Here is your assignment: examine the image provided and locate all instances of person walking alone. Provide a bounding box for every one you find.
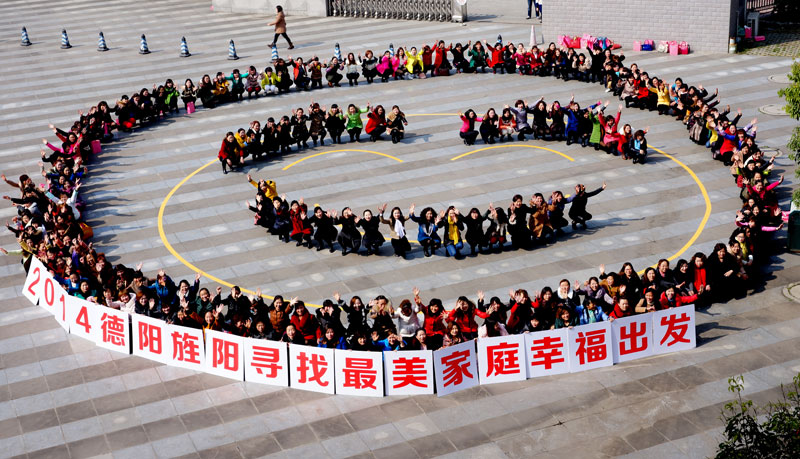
[269,5,294,49]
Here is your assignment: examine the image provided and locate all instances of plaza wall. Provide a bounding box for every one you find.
[540,0,743,54]
[211,0,328,17]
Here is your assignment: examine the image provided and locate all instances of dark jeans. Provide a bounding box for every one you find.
[460,130,479,145]
[272,32,292,46]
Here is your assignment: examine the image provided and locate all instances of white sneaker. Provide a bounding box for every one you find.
[605,88,611,92]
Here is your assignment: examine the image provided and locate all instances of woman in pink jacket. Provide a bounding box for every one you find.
[459,110,483,145]
[599,104,622,154]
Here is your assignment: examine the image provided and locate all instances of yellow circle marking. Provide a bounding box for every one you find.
[156,159,251,293]
[646,147,712,267]
[158,137,711,304]
[450,144,576,162]
[282,149,402,171]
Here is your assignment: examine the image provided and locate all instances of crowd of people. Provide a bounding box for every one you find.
[0,32,789,355]
[246,173,607,259]
[217,102,407,173]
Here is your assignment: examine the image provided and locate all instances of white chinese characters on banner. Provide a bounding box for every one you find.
[90,305,129,354]
[22,257,46,305]
[611,314,653,363]
[167,324,206,371]
[288,344,335,394]
[477,334,526,385]
[524,328,571,378]
[433,340,478,397]
[335,349,384,397]
[383,350,434,396]
[132,314,171,364]
[65,295,96,341]
[244,338,288,387]
[568,321,613,372]
[652,305,696,355]
[204,329,245,381]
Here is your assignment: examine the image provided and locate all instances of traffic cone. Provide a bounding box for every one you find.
[97,32,108,51]
[60,29,71,49]
[180,36,191,57]
[271,44,279,61]
[227,39,239,60]
[389,43,394,57]
[139,34,150,54]
[334,43,341,61]
[21,27,31,46]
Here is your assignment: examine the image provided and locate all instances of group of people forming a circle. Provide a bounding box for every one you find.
[247,173,607,259]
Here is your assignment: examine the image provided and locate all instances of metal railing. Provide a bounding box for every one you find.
[746,0,775,13]
[327,0,453,22]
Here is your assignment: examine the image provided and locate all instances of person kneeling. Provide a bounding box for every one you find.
[218,132,243,174]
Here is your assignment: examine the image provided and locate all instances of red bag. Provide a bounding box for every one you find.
[436,67,450,76]
[678,41,689,55]
[80,222,93,240]
[186,101,196,114]
[90,140,101,154]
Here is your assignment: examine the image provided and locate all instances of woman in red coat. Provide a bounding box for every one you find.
[484,39,505,73]
[430,40,452,76]
[290,301,320,345]
[289,199,312,247]
[413,288,446,350]
[218,132,243,174]
[659,286,698,309]
[446,296,489,340]
[365,105,387,141]
[689,252,712,307]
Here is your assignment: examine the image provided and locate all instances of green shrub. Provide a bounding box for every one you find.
[777,61,800,206]
[716,373,800,458]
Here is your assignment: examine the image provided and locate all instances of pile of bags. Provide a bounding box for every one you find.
[557,34,622,51]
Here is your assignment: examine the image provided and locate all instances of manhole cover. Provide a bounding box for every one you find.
[759,104,788,116]
[768,73,791,84]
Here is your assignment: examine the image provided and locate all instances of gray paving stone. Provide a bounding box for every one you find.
[151,433,198,458]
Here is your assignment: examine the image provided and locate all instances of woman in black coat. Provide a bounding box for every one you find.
[307,206,338,252]
[706,242,745,302]
[335,207,362,256]
[356,209,384,255]
[568,182,606,229]
[463,208,487,256]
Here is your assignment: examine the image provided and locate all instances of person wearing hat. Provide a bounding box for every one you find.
[268,5,294,49]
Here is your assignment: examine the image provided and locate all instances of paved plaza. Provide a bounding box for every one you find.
[1,0,799,457]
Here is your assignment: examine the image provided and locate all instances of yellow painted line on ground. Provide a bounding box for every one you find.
[450,144,576,162]
[282,149,402,171]
[156,159,308,303]
[646,146,712,266]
